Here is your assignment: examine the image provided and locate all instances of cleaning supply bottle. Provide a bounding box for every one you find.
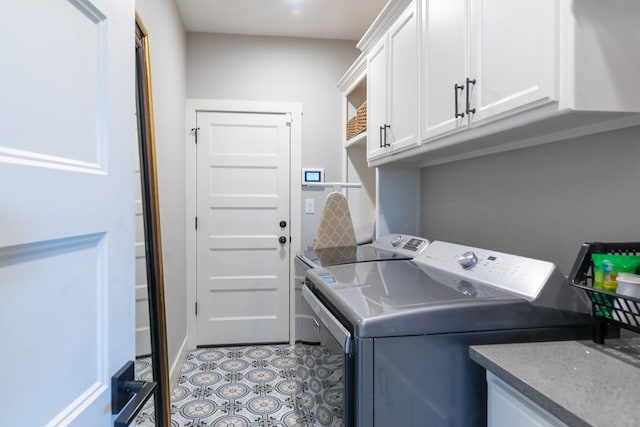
[603,261,617,292]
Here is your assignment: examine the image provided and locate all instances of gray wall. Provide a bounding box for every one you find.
[136,0,187,371]
[186,33,359,248]
[421,126,640,275]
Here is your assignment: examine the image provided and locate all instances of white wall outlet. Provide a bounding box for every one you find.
[305,199,315,214]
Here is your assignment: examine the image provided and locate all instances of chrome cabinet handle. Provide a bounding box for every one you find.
[465,78,476,114]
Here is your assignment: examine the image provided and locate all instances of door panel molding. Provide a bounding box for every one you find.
[185,99,302,349]
[0,0,134,424]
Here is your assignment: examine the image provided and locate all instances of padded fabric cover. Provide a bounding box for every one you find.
[314,192,357,250]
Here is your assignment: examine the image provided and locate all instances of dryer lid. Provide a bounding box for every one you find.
[299,244,409,268]
[298,234,429,268]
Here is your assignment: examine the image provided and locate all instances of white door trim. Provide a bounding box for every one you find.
[185,99,303,350]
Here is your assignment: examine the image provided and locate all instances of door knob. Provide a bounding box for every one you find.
[279,236,287,244]
[279,220,287,228]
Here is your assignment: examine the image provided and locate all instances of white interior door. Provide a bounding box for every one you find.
[0,1,135,425]
[196,111,291,345]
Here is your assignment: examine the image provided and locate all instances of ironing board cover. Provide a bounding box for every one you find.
[314,191,357,249]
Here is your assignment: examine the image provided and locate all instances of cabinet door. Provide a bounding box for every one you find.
[469,0,557,124]
[487,373,567,427]
[422,0,468,141]
[388,2,419,152]
[367,37,388,160]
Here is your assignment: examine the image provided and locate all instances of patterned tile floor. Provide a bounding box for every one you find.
[135,344,344,427]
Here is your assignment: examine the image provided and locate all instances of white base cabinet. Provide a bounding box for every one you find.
[487,372,567,427]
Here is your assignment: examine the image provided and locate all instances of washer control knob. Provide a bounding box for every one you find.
[391,235,404,247]
[457,280,477,297]
[458,251,478,269]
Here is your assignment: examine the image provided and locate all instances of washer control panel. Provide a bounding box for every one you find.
[371,234,430,257]
[414,241,555,300]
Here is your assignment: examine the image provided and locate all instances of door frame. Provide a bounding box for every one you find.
[185,99,303,349]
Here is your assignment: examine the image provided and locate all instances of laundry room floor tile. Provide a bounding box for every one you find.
[136,343,344,427]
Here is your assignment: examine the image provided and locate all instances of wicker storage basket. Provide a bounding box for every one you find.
[347,101,367,141]
[346,115,358,140]
[356,101,367,133]
[346,101,367,141]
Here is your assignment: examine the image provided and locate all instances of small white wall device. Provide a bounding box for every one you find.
[302,168,324,184]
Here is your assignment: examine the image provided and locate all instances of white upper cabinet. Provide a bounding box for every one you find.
[469,0,557,124]
[416,0,640,166]
[367,38,389,160]
[366,1,419,161]
[338,26,420,243]
[388,5,419,151]
[422,0,468,139]
[423,0,556,141]
[353,0,640,167]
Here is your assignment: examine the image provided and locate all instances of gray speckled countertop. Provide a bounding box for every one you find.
[470,338,640,427]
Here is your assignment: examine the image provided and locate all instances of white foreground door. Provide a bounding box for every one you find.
[196,111,291,345]
[0,0,135,425]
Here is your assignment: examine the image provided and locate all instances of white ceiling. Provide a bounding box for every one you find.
[176,0,389,41]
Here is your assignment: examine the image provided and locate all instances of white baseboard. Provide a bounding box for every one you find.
[169,335,190,391]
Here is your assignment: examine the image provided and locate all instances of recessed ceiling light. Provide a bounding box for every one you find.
[290,0,303,16]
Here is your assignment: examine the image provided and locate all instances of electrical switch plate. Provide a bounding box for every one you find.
[305,199,315,214]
